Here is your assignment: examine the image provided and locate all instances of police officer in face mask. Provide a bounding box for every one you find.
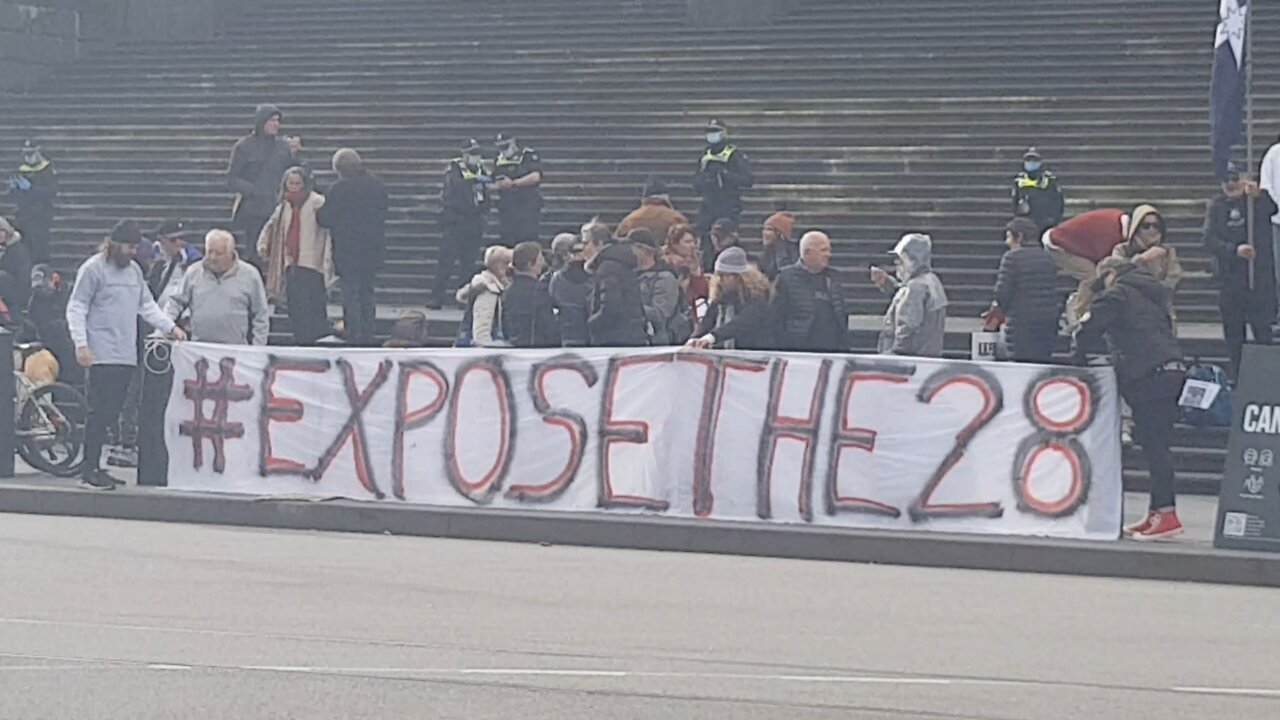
[693,119,753,244]
[491,133,544,247]
[432,139,493,309]
[1012,147,1064,234]
[8,140,57,265]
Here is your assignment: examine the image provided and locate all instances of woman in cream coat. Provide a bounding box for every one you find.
[258,167,333,345]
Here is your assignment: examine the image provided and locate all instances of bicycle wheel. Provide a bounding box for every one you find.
[18,381,88,477]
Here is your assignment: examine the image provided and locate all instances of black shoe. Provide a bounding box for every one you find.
[425,299,443,311]
[79,470,117,491]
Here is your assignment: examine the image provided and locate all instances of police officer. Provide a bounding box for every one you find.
[7,140,57,264]
[693,119,753,242]
[1012,147,1064,234]
[432,138,491,308]
[492,133,543,247]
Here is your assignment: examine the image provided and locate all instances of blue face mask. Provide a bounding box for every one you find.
[706,132,724,146]
[1024,161,1043,174]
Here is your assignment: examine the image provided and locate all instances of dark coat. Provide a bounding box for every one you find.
[772,263,849,353]
[1080,271,1183,386]
[696,294,775,351]
[316,170,389,277]
[502,273,560,348]
[227,104,302,220]
[759,240,799,282]
[549,261,591,347]
[0,239,33,314]
[993,246,1061,360]
[441,159,489,222]
[1203,190,1279,316]
[587,242,649,347]
[693,144,753,220]
[1012,171,1065,232]
[13,162,57,230]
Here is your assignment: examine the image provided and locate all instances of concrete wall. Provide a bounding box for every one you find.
[0,0,251,91]
[0,3,79,92]
[687,0,799,27]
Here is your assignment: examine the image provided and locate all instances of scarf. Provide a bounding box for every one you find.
[284,190,309,266]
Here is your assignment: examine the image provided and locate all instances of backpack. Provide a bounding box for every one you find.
[455,293,505,348]
[385,311,430,348]
[638,269,693,345]
[1179,362,1232,428]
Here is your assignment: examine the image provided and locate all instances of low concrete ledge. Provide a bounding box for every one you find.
[1,482,1277,588]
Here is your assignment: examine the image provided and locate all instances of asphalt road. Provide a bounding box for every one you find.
[0,514,1276,720]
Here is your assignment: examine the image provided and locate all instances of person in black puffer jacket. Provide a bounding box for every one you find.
[990,217,1061,363]
[583,223,648,347]
[1078,257,1185,541]
[772,231,849,353]
[549,237,592,347]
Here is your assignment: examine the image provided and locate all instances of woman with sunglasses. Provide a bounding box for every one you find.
[1111,205,1184,325]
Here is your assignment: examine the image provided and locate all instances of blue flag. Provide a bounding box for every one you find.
[1210,0,1248,180]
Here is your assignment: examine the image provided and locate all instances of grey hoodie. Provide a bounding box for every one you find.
[227,104,301,219]
[877,233,949,358]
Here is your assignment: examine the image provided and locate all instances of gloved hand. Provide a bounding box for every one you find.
[15,176,31,191]
[6,176,18,191]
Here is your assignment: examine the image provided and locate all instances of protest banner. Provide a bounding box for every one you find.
[165,343,1123,539]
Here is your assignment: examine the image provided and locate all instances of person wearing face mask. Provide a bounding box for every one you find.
[871,233,949,358]
[67,220,186,490]
[1011,147,1064,234]
[1111,204,1183,322]
[7,140,57,264]
[433,138,492,309]
[491,133,543,247]
[1203,165,1278,381]
[693,119,753,243]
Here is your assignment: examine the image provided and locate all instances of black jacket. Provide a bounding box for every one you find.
[1080,271,1182,386]
[13,162,57,230]
[772,263,849,352]
[993,246,1060,350]
[317,170,389,277]
[0,240,32,315]
[696,293,775,351]
[441,159,489,222]
[1012,171,1065,232]
[1203,191,1278,310]
[759,240,799,281]
[587,243,649,347]
[693,144,753,217]
[549,262,591,347]
[502,273,560,348]
[227,104,302,220]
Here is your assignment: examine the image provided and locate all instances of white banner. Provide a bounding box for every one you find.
[164,343,1123,540]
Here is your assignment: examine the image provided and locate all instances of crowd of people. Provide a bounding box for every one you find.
[6,104,1280,542]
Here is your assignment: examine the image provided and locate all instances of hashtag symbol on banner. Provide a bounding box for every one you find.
[179,357,255,473]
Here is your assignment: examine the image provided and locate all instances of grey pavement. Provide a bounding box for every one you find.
[0,513,1276,720]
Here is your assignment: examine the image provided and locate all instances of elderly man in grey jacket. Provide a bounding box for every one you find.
[166,230,271,346]
[871,233,949,358]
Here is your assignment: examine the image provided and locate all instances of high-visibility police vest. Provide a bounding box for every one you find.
[454,158,480,180]
[701,145,737,169]
[1015,172,1054,190]
[496,149,528,170]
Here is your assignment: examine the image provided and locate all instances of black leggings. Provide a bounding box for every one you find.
[1123,369,1184,511]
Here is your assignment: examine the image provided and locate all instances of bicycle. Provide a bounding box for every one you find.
[13,343,88,477]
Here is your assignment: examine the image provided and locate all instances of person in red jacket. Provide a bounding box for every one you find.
[1041,208,1130,325]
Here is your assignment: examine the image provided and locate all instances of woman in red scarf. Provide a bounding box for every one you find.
[258,167,332,344]
[664,224,711,324]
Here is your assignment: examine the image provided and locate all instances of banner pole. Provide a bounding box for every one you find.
[1246,0,1256,288]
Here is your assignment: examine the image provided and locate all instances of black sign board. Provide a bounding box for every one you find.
[1215,345,1280,552]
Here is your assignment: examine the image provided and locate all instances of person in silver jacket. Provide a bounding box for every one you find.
[871,233,948,357]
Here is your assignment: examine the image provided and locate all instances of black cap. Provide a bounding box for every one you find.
[710,217,738,237]
[626,227,658,249]
[1023,147,1042,161]
[460,138,481,154]
[642,175,668,197]
[154,219,186,238]
[495,133,515,146]
[109,219,143,246]
[705,118,726,132]
[1225,162,1243,181]
[21,139,39,153]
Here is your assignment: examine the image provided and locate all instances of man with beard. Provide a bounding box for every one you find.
[66,220,185,489]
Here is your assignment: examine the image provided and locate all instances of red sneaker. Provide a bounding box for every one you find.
[1123,511,1156,537]
[1133,509,1183,542]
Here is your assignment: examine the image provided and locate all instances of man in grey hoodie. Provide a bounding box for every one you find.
[872,233,949,358]
[67,220,185,489]
[227,104,303,269]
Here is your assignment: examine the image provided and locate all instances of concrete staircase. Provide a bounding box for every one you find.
[1,0,1270,492]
